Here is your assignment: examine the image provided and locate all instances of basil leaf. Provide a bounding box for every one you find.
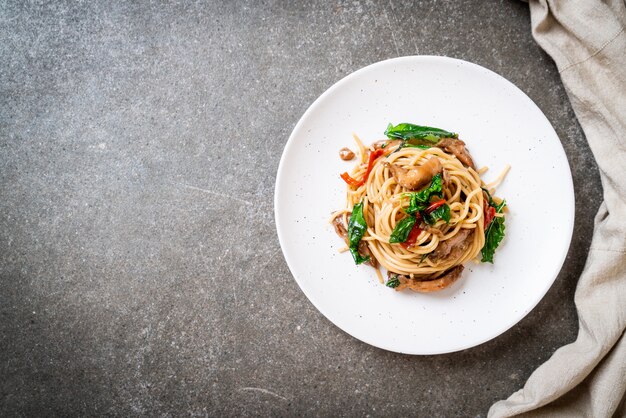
[423,204,450,225]
[481,215,505,263]
[384,123,458,142]
[405,194,424,215]
[406,174,443,214]
[347,202,370,265]
[482,188,506,212]
[386,275,400,288]
[389,139,435,157]
[349,247,370,265]
[389,215,416,243]
[401,142,432,150]
[481,187,507,262]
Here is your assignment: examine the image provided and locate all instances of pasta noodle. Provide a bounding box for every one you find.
[332,127,508,292]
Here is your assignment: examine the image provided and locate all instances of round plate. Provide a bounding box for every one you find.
[274,56,574,355]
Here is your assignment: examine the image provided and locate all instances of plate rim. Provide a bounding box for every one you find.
[274,55,575,355]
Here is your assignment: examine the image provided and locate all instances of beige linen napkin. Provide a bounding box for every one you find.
[489,1,626,417]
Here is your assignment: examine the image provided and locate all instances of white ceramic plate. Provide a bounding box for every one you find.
[274,56,574,355]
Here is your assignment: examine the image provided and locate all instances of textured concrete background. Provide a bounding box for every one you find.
[0,1,602,416]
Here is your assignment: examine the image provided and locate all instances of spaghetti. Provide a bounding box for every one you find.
[332,123,508,292]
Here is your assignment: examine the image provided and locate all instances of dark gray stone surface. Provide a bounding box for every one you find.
[0,1,602,416]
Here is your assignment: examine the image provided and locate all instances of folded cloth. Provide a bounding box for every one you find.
[489,1,626,417]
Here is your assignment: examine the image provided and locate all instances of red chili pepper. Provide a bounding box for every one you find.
[339,149,386,188]
[401,199,447,249]
[340,172,362,187]
[484,205,496,228]
[425,198,447,213]
[401,215,423,249]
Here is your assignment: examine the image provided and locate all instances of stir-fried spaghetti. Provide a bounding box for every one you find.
[332,123,509,292]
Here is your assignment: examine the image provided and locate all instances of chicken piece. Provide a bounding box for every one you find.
[358,240,378,268]
[431,228,473,262]
[332,213,348,240]
[339,147,355,161]
[385,157,443,191]
[436,138,475,169]
[389,266,464,293]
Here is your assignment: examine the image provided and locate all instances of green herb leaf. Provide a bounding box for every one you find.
[482,188,507,212]
[347,202,370,265]
[406,174,443,214]
[349,247,370,265]
[423,204,450,225]
[388,140,431,156]
[481,187,507,262]
[400,142,432,150]
[481,215,505,263]
[386,275,400,288]
[389,215,417,243]
[494,199,507,213]
[384,123,458,142]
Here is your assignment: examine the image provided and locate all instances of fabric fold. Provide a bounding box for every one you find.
[489,0,626,416]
